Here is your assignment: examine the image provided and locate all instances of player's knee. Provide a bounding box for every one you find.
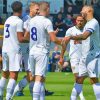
[90,78,99,84]
[10,71,18,80]
[76,76,84,84]
[26,72,34,82]
[35,75,45,82]
[2,71,9,79]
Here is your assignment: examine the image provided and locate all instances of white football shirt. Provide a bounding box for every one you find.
[65,26,83,58]
[2,16,23,53]
[27,15,54,54]
[82,18,100,58]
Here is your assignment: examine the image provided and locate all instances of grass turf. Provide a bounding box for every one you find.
[1,72,96,100]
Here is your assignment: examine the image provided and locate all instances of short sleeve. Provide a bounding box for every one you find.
[85,20,98,34]
[16,19,23,32]
[65,28,72,37]
[45,19,54,33]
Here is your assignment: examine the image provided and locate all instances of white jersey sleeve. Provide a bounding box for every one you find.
[45,19,54,33]
[2,16,24,53]
[84,19,97,34]
[17,20,23,32]
[65,28,72,37]
[26,22,30,32]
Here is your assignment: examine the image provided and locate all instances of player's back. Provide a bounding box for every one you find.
[2,16,23,53]
[29,15,52,54]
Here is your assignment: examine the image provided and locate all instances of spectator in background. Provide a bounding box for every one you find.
[54,13,64,29]
[51,45,60,72]
[93,0,100,25]
[54,13,66,37]
[58,7,65,18]
[51,45,70,72]
[64,14,74,29]
[66,6,73,17]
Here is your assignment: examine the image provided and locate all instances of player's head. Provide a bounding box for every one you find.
[39,1,50,16]
[29,2,39,17]
[76,14,86,29]
[81,5,94,21]
[11,1,23,16]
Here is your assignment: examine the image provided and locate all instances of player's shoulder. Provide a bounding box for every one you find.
[22,15,30,22]
[67,26,75,32]
[89,18,98,25]
[31,15,52,24]
[5,16,22,24]
[17,18,23,25]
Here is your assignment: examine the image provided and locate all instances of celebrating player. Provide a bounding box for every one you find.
[60,5,100,100]
[25,1,62,100]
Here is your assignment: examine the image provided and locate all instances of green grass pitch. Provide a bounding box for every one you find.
[1,72,96,100]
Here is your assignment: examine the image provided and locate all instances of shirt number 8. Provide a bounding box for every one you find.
[31,27,37,41]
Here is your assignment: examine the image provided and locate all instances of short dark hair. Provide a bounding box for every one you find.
[76,14,85,19]
[11,1,23,13]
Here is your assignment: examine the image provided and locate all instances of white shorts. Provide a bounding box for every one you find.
[70,58,80,74]
[79,53,100,78]
[2,52,22,71]
[28,52,48,77]
[22,53,31,71]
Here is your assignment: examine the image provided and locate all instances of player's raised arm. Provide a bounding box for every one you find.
[49,32,62,45]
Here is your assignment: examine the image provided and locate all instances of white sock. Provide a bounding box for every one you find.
[29,81,34,96]
[6,79,16,100]
[0,77,7,96]
[93,83,100,99]
[79,91,85,100]
[12,76,28,98]
[70,83,82,100]
[33,81,42,100]
[40,83,45,100]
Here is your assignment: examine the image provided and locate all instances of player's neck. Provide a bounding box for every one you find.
[39,12,47,17]
[87,16,93,21]
[75,25,83,30]
[13,13,21,17]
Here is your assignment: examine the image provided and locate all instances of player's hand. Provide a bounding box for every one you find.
[54,28,59,35]
[58,57,64,68]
